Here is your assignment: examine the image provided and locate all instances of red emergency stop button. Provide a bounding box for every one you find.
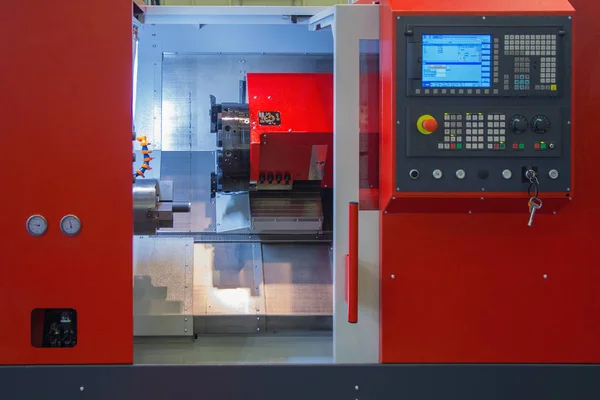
[422,118,438,132]
[417,114,438,135]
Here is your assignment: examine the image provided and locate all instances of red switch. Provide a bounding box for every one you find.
[534,143,540,149]
[512,143,519,149]
[422,118,438,133]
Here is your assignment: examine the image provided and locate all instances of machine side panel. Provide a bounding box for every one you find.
[380,8,600,362]
[0,2,133,364]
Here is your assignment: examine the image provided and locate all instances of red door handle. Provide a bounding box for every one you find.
[346,201,358,323]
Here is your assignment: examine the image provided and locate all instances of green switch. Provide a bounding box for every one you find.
[541,143,547,149]
[500,143,505,149]
[519,143,525,150]
[457,143,463,149]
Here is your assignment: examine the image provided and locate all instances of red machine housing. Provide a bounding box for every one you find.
[0,2,133,364]
[246,72,380,209]
[379,0,600,363]
[247,73,334,188]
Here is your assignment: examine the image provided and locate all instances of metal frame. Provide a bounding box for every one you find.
[311,4,381,363]
[142,6,328,25]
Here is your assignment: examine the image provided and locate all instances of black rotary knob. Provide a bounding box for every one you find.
[531,115,551,134]
[510,116,528,133]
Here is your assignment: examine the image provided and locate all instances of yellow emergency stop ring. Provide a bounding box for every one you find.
[417,114,435,135]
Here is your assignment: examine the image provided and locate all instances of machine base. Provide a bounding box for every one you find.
[1,365,599,399]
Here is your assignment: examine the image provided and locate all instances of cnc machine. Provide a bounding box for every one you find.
[1,0,600,398]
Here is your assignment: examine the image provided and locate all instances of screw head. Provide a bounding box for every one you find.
[391,274,395,279]
[543,274,548,279]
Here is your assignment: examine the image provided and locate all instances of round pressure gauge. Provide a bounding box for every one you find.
[60,215,81,236]
[26,215,48,236]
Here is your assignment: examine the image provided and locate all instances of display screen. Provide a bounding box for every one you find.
[422,34,492,88]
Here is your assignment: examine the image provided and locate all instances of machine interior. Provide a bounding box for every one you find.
[131,22,354,364]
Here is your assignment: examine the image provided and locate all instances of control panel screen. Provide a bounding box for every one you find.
[422,35,492,88]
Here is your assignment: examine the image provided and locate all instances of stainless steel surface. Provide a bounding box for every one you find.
[194,243,259,314]
[143,6,328,25]
[157,180,174,201]
[250,192,323,233]
[262,244,332,316]
[192,242,332,334]
[194,243,264,333]
[308,144,328,181]
[213,103,251,193]
[238,79,246,104]
[253,243,267,333]
[133,178,190,235]
[160,151,216,232]
[157,232,333,243]
[172,202,192,213]
[134,236,194,336]
[134,179,158,211]
[162,54,332,152]
[135,24,333,151]
[216,192,251,233]
[134,335,333,364]
[134,179,159,235]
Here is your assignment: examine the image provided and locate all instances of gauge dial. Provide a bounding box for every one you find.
[26,215,48,236]
[60,215,81,236]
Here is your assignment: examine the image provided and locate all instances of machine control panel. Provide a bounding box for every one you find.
[407,29,564,97]
[396,16,572,193]
[407,107,565,157]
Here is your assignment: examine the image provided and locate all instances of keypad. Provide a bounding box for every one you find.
[485,114,507,150]
[437,113,511,151]
[439,113,464,150]
[513,73,531,91]
[540,57,557,84]
[465,114,485,150]
[504,34,557,57]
